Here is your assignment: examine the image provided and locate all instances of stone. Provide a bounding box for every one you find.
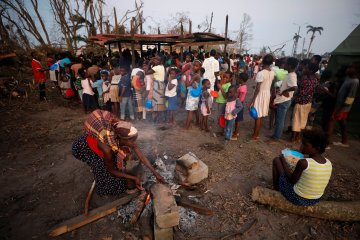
[154,222,173,240]
[175,153,208,186]
[150,184,180,228]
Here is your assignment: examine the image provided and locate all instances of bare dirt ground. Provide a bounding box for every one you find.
[1,80,360,240]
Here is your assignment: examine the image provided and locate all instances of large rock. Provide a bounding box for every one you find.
[175,152,208,186]
[150,184,180,229]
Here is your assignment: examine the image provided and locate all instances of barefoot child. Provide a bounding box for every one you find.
[224,86,243,143]
[272,129,332,206]
[200,79,212,131]
[232,73,248,140]
[165,68,178,123]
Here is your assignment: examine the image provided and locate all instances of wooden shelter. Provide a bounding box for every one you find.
[88,32,235,59]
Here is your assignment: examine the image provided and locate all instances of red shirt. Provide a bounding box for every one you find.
[32,59,46,83]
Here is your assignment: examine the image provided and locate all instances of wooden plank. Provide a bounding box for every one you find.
[252,186,360,221]
[48,192,139,237]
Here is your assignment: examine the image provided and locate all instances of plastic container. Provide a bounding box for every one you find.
[190,86,201,98]
[281,148,304,170]
[249,107,258,120]
[145,99,152,109]
[219,115,226,128]
[210,90,219,98]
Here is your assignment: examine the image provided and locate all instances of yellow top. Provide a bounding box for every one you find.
[293,158,332,199]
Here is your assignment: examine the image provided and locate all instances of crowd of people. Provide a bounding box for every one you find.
[31,48,359,147]
[31,47,359,206]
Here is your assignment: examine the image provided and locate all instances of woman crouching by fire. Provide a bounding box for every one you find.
[72,109,165,195]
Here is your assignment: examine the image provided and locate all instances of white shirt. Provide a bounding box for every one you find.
[202,56,219,84]
[81,78,94,95]
[145,75,152,91]
[274,72,297,104]
[131,68,144,77]
[229,59,234,72]
[111,75,122,85]
[165,79,178,97]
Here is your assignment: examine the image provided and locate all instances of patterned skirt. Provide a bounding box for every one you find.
[133,90,144,113]
[152,80,166,112]
[72,134,127,195]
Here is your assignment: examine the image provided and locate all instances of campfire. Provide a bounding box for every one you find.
[48,153,211,239]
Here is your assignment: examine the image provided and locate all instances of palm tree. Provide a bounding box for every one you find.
[292,33,301,56]
[306,25,324,57]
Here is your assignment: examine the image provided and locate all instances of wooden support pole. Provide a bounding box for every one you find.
[117,42,121,53]
[224,14,229,54]
[252,186,360,222]
[157,27,161,53]
[188,20,192,52]
[140,11,143,34]
[105,20,110,34]
[180,23,184,62]
[108,44,111,58]
[48,192,139,237]
[131,17,136,68]
[113,7,118,33]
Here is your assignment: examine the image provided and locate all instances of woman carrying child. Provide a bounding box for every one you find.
[272,129,332,206]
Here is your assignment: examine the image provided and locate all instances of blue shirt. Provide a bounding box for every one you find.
[118,73,132,97]
[92,79,104,96]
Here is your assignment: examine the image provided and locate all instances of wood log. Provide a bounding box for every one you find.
[130,191,149,224]
[252,186,360,222]
[139,211,154,240]
[84,180,96,216]
[48,192,139,237]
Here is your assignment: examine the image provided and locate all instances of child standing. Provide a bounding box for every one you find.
[184,61,202,130]
[110,66,122,117]
[232,73,248,140]
[81,68,97,113]
[224,86,243,144]
[102,78,111,111]
[74,69,84,102]
[165,68,178,124]
[214,72,232,134]
[200,79,212,131]
[92,70,107,108]
[272,129,332,206]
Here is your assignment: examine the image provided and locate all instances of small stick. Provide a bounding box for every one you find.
[84,181,96,216]
[220,218,257,240]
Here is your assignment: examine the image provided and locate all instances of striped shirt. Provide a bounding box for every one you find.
[294,158,332,199]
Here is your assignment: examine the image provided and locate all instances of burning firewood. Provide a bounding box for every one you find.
[129,191,150,224]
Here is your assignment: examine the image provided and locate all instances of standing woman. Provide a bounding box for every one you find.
[72,109,165,195]
[147,56,166,123]
[249,54,275,140]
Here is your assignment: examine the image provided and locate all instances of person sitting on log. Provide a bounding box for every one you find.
[72,109,165,196]
[272,128,332,206]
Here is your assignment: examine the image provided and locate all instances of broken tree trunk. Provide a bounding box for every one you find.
[48,192,139,237]
[252,186,360,222]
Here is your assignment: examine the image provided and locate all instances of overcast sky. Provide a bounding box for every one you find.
[38,0,359,55]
